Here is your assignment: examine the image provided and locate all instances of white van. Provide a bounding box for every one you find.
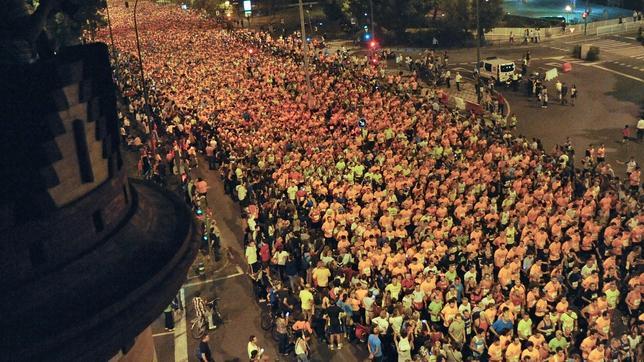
[476,58,519,83]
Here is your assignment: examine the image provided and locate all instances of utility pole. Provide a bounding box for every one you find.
[369,0,375,39]
[133,1,150,114]
[132,0,156,153]
[105,2,119,75]
[298,0,313,108]
[105,2,115,54]
[306,9,313,35]
[584,0,589,35]
[475,0,481,103]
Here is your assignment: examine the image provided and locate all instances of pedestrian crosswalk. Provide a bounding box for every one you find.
[585,39,644,58]
[606,60,644,72]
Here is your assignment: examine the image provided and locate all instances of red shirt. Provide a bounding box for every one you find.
[401,277,415,290]
[259,243,270,263]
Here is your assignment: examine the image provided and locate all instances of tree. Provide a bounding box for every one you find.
[429,0,445,22]
[321,0,350,22]
[348,0,431,36]
[443,0,470,34]
[475,0,503,39]
[442,0,503,41]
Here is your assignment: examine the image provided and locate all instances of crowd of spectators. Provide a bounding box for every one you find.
[100,2,642,361]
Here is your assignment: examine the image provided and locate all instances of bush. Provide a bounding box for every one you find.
[501,14,559,28]
[587,46,600,61]
[572,45,581,59]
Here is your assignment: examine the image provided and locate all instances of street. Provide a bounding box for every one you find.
[148,159,369,362]
[140,25,643,362]
[417,32,643,170]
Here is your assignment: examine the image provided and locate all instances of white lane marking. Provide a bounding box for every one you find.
[153,331,175,337]
[591,65,644,83]
[183,267,246,288]
[175,288,188,362]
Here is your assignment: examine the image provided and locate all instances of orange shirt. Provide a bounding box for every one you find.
[580,336,596,358]
[505,342,522,362]
[521,348,541,362]
[595,316,610,335]
[587,348,605,362]
[494,248,508,268]
[441,304,459,326]
[487,343,504,362]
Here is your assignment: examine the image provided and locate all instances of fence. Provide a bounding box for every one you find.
[487,17,643,42]
[596,20,642,35]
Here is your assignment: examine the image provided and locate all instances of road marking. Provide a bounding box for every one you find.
[591,64,644,83]
[183,266,246,288]
[175,288,188,362]
[153,331,175,337]
[576,61,604,66]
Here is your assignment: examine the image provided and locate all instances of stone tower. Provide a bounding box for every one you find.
[0,43,199,361]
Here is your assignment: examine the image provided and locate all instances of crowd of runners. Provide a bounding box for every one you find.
[100,2,642,362]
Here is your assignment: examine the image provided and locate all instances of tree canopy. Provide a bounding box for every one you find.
[322,0,504,42]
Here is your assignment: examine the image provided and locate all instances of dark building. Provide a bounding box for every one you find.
[0,43,199,361]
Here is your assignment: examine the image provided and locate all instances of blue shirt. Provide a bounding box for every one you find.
[492,318,513,334]
[337,300,353,317]
[368,334,383,357]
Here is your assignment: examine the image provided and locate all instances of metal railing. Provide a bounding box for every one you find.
[596,21,642,36]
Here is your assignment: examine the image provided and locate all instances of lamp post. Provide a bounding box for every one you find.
[584,0,589,35]
[104,1,119,75]
[565,5,572,26]
[369,0,375,40]
[475,0,481,103]
[305,9,314,34]
[105,2,115,54]
[298,0,313,108]
[132,0,150,114]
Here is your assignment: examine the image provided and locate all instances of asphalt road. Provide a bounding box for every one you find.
[151,161,369,362]
[437,32,643,172]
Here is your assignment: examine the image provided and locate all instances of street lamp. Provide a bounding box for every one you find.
[475,0,481,103]
[104,1,119,75]
[369,0,375,41]
[298,0,313,108]
[305,9,313,34]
